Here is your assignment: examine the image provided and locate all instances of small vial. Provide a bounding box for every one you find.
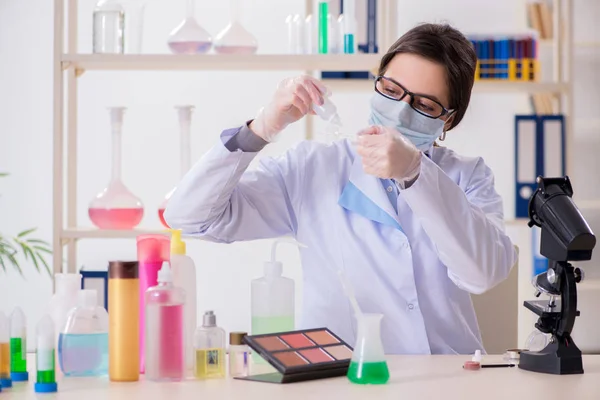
[313,97,344,136]
[0,312,10,388]
[34,316,57,393]
[228,332,249,378]
[194,311,226,379]
[10,307,28,381]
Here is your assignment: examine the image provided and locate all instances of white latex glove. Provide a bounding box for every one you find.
[250,75,327,142]
[356,125,422,187]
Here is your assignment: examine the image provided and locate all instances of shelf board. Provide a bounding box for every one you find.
[62,227,168,240]
[62,53,381,72]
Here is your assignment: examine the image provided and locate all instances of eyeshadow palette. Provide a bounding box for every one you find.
[235,328,354,384]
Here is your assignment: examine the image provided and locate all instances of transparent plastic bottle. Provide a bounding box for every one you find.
[0,312,12,388]
[228,332,249,378]
[58,290,109,377]
[167,0,212,54]
[88,107,144,230]
[194,311,226,379]
[145,262,185,382]
[93,0,125,54]
[46,273,81,350]
[213,0,258,54]
[313,96,344,137]
[347,313,390,385]
[34,315,57,394]
[158,106,194,228]
[10,307,28,382]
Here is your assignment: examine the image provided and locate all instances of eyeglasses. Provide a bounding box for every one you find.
[374,75,455,119]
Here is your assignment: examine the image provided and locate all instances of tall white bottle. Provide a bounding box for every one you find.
[169,229,196,375]
[46,273,81,348]
[251,239,306,336]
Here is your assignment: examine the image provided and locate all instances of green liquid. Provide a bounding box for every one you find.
[10,338,26,373]
[347,361,390,385]
[318,1,328,53]
[37,370,55,384]
[251,316,294,363]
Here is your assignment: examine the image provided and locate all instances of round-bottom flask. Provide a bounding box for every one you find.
[88,107,144,230]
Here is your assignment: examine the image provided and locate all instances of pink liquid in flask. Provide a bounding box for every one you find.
[168,41,212,54]
[88,208,144,229]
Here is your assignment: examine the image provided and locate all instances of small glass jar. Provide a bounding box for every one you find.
[228,332,249,377]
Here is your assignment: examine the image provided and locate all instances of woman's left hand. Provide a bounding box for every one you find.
[356,125,422,184]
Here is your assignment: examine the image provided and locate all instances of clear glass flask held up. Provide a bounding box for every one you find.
[347,313,390,385]
[93,0,125,54]
[167,0,212,54]
[88,107,144,230]
[213,0,258,54]
[158,105,194,228]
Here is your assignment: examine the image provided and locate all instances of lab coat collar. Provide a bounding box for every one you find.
[338,155,402,231]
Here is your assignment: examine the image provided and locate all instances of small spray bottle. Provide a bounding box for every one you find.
[10,307,28,381]
[34,315,58,393]
[0,312,11,388]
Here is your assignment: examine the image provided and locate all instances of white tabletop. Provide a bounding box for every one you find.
[3,354,600,399]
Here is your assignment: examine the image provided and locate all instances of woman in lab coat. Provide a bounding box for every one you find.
[164,23,518,355]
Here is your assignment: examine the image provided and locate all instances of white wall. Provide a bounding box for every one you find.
[1,0,599,350]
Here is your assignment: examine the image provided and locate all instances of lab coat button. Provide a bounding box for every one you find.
[408,303,415,310]
[387,185,393,192]
[402,242,409,249]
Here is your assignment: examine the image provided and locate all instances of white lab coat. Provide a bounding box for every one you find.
[164,128,518,355]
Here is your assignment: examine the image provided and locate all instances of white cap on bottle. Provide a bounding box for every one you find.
[265,238,307,277]
[157,261,172,283]
[78,289,98,308]
[10,307,26,338]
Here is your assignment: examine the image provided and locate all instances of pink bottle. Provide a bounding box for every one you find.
[136,234,170,373]
[145,262,185,381]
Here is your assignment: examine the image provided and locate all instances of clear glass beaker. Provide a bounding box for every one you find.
[88,107,144,230]
[93,0,125,54]
[158,105,194,228]
[213,0,258,54]
[123,0,150,54]
[347,313,390,385]
[167,0,212,54]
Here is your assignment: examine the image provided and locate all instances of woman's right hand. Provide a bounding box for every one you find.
[250,75,327,142]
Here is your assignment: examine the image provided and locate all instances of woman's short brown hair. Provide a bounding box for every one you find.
[378,23,477,131]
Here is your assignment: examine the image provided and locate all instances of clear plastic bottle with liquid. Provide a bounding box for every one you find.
[58,290,109,377]
[194,311,226,379]
[93,0,125,54]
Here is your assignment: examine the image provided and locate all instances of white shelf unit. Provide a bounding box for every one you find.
[52,0,576,274]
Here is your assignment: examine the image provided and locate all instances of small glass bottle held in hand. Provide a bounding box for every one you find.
[145,262,185,382]
[93,0,125,54]
[228,332,249,378]
[213,0,258,54]
[167,0,212,54]
[159,105,194,228]
[194,311,226,379]
[347,313,390,385]
[58,290,109,377]
[34,316,58,394]
[88,107,144,230]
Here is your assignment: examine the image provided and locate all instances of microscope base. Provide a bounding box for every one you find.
[519,340,583,375]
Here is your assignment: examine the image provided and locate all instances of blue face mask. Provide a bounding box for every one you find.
[368,93,445,151]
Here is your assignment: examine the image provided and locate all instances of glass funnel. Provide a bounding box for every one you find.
[347,313,390,385]
[167,0,212,54]
[158,105,194,228]
[213,0,258,54]
[88,107,144,230]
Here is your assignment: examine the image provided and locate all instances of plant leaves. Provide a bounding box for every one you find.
[0,257,6,272]
[17,228,37,238]
[32,246,52,254]
[0,172,8,177]
[38,253,51,276]
[26,239,50,245]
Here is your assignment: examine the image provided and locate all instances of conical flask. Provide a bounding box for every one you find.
[347,313,390,385]
[158,105,194,228]
[88,107,144,230]
[213,0,258,54]
[167,0,212,54]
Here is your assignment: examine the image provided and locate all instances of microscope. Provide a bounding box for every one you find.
[520,176,596,375]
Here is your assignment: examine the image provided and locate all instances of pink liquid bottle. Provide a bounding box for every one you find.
[158,105,194,228]
[213,0,258,54]
[145,262,185,382]
[136,234,170,373]
[88,107,144,230]
[167,0,212,54]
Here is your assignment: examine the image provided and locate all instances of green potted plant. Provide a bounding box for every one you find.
[0,172,52,276]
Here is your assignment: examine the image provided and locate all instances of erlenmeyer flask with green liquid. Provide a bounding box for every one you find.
[347,313,390,384]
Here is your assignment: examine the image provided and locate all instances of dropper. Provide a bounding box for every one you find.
[337,268,363,319]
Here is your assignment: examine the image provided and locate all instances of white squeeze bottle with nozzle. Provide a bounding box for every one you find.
[169,229,196,376]
[251,239,306,338]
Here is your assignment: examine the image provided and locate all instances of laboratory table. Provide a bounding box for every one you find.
[3,354,600,399]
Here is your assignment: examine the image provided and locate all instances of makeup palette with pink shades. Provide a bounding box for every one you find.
[235,328,354,384]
